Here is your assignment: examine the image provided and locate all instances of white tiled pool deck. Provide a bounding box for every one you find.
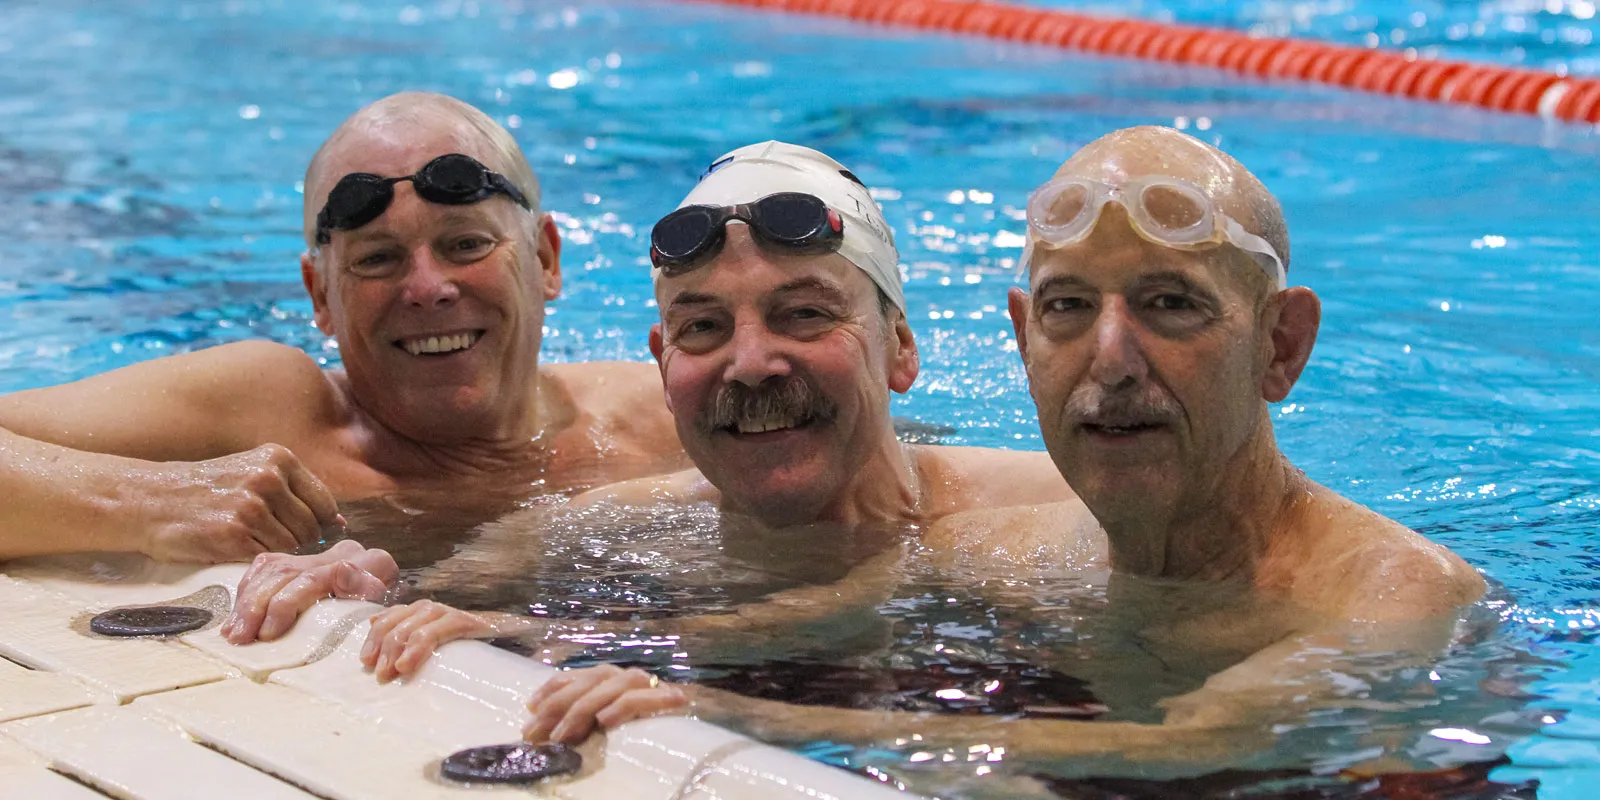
[0,555,914,799]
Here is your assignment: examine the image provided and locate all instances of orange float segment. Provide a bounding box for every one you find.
[1410,61,1466,100]
[1494,72,1559,114]
[1235,39,1289,76]
[993,8,1047,40]
[1186,32,1239,68]
[1345,52,1402,93]
[955,4,1004,35]
[1558,81,1594,122]
[1567,80,1600,123]
[1445,66,1507,105]
[1143,28,1204,63]
[1387,57,1440,98]
[1323,49,1370,86]
[687,0,1587,121]
[1219,36,1267,72]
[1274,44,1324,81]
[1553,79,1600,122]
[1300,48,1340,82]
[1121,23,1166,57]
[1104,21,1159,57]
[1023,14,1074,46]
[914,0,967,30]
[1060,18,1110,50]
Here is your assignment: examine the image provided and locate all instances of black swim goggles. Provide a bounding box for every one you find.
[649,192,844,276]
[314,153,531,245]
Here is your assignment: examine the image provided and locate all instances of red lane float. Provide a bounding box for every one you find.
[684,0,1600,124]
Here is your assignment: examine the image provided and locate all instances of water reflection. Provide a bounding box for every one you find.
[338,491,1549,796]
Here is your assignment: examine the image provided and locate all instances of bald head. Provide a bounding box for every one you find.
[302,92,541,249]
[1054,126,1289,286]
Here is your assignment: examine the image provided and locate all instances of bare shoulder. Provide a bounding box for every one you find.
[918,446,1075,512]
[924,500,1105,566]
[200,340,338,403]
[568,467,715,510]
[544,361,665,414]
[173,341,346,441]
[0,340,340,458]
[1294,490,1485,622]
[545,361,674,435]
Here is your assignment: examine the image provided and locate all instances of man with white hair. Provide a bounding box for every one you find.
[0,91,687,564]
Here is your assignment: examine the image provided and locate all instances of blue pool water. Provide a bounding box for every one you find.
[2,0,1599,796]
[1025,0,1600,73]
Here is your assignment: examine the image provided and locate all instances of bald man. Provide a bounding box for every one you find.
[477,127,1490,767]
[0,92,686,563]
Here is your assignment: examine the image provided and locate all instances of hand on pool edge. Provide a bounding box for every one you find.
[139,445,345,563]
[523,665,688,744]
[222,539,397,644]
[362,600,528,682]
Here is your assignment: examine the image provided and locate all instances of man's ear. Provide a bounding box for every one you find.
[887,312,920,394]
[301,252,335,335]
[538,214,563,300]
[648,323,673,414]
[1261,287,1320,402]
[1008,286,1031,363]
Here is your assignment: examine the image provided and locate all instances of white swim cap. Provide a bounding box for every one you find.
[655,141,905,312]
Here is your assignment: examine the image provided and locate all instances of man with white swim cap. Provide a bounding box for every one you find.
[222,142,1077,706]
[0,91,688,564]
[662,140,905,308]
[599,139,1071,528]
[407,129,1492,764]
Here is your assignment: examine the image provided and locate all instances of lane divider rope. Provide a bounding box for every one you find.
[685,0,1599,124]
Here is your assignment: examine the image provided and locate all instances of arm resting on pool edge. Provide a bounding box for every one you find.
[682,592,1479,763]
[0,341,344,562]
[352,543,910,680]
[516,600,1476,764]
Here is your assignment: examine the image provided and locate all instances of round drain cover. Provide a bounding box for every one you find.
[440,743,582,785]
[89,606,213,637]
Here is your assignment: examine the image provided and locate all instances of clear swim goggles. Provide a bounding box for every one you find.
[1022,176,1286,290]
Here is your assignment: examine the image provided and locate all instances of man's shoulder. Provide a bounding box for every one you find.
[0,339,344,462]
[570,467,714,510]
[541,360,683,475]
[197,339,329,385]
[924,500,1104,566]
[544,361,667,420]
[1293,490,1485,621]
[180,340,341,415]
[917,445,1074,509]
[544,360,660,391]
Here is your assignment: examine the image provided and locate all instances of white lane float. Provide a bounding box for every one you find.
[0,555,915,800]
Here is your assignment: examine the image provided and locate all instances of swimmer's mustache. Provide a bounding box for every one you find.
[1064,385,1182,426]
[698,378,837,434]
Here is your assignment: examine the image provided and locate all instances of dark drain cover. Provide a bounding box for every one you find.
[440,743,582,785]
[89,606,213,637]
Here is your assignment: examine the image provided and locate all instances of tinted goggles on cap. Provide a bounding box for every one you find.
[1025,176,1286,289]
[650,192,844,276]
[314,153,531,245]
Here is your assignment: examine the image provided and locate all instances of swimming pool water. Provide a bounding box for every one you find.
[1019,0,1600,73]
[2,0,1599,796]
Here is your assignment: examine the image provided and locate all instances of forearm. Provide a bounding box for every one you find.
[685,686,1254,762]
[0,426,159,559]
[474,611,545,638]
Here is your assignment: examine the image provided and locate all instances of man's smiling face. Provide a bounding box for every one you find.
[303,121,560,443]
[650,225,917,526]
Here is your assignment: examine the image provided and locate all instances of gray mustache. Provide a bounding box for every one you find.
[1063,382,1182,424]
[700,377,837,434]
